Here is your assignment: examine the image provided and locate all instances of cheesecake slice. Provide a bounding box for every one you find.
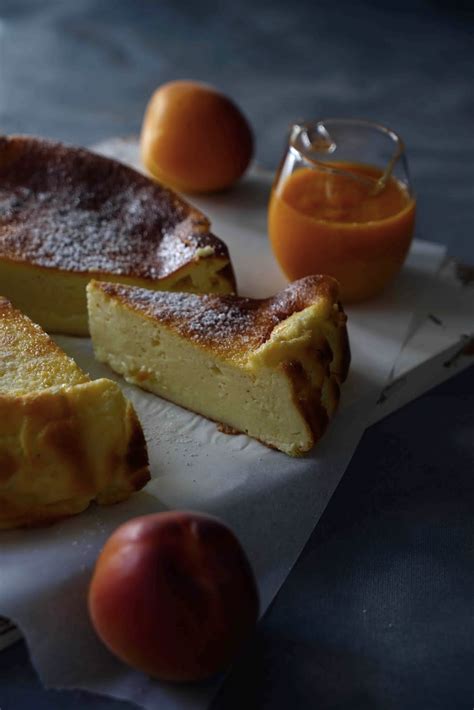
[0,297,150,529]
[87,276,350,456]
[0,135,235,336]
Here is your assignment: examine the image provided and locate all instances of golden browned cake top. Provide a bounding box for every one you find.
[93,275,350,377]
[0,135,229,278]
[0,296,88,394]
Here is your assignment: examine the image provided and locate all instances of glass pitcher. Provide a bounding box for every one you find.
[268,119,416,302]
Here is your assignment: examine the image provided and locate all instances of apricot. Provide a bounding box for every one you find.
[140,80,253,193]
[88,511,259,682]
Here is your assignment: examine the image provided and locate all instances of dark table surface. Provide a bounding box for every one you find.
[0,1,472,708]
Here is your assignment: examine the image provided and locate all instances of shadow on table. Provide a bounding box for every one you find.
[212,365,474,710]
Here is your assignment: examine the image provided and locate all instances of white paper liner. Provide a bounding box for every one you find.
[0,138,461,709]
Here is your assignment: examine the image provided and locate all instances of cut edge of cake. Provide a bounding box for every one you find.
[87,277,350,456]
[0,297,150,529]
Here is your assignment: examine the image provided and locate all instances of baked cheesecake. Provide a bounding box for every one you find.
[0,135,235,336]
[87,276,350,456]
[0,297,150,529]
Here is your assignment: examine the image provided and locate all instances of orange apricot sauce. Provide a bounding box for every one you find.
[268,162,416,302]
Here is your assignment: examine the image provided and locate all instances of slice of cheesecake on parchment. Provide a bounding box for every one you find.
[0,297,149,529]
[87,276,350,456]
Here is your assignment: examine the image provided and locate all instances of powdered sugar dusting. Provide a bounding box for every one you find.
[0,137,228,278]
[99,274,342,358]
[116,287,257,351]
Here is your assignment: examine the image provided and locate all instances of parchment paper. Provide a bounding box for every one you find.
[0,141,450,709]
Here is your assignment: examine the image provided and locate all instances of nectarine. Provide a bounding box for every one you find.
[140,80,253,193]
[88,511,259,682]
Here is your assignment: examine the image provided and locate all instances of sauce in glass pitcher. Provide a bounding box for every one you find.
[268,121,416,302]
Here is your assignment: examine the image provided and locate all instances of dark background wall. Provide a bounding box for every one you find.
[0,0,472,261]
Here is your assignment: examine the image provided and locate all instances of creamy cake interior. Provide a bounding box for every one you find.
[0,296,149,529]
[87,277,349,456]
[0,256,233,336]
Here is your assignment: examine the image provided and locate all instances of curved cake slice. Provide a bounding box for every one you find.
[0,297,150,529]
[0,135,235,335]
[87,276,350,456]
